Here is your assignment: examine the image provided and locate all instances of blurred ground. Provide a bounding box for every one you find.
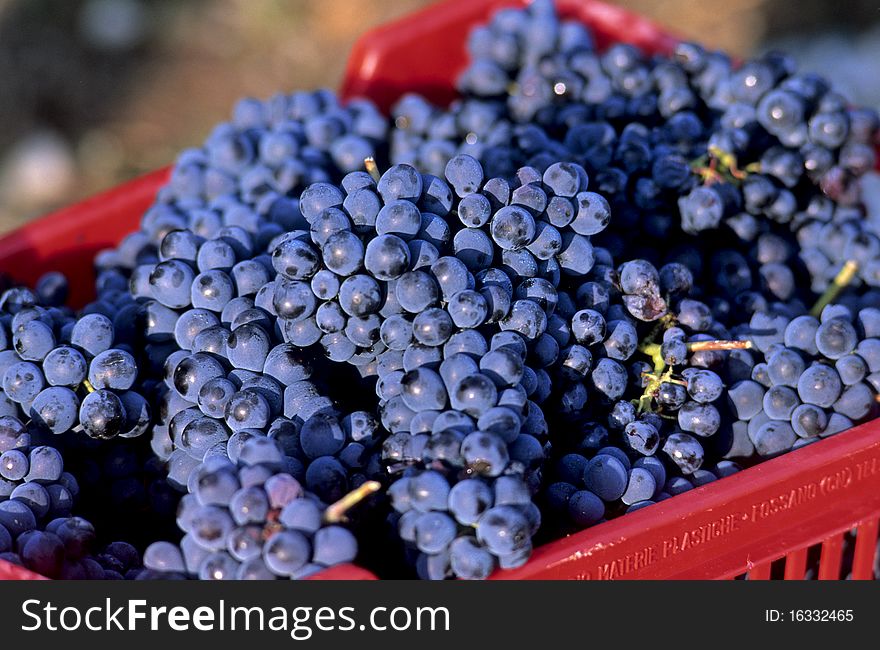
[0,0,878,232]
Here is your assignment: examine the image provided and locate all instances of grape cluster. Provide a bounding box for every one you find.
[392,0,880,310]
[0,285,150,441]
[298,154,626,577]
[0,517,142,580]
[63,92,395,581]
[547,452,742,531]
[141,437,360,580]
[0,413,142,578]
[1,422,76,523]
[516,254,745,531]
[72,91,396,509]
[0,282,157,578]
[382,0,879,568]
[718,306,880,458]
[3,0,880,581]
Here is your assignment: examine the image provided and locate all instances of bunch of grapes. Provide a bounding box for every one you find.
[0,413,142,578]
[3,0,880,581]
[719,306,880,459]
[393,0,880,310]
[140,437,361,580]
[0,284,150,442]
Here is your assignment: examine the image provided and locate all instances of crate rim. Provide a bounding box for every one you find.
[1,0,879,581]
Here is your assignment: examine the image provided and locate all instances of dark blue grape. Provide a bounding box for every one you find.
[662,432,704,474]
[621,468,656,505]
[677,401,721,437]
[412,308,454,346]
[450,374,498,418]
[835,354,867,386]
[591,358,627,400]
[395,271,438,314]
[447,479,493,526]
[582,454,628,502]
[490,206,535,251]
[270,279,315,322]
[42,346,87,388]
[148,260,195,309]
[305,456,348,504]
[461,431,509,477]
[444,154,484,198]
[30,387,79,434]
[449,536,494,580]
[70,314,114,356]
[476,505,530,557]
[231,260,270,298]
[623,421,659,456]
[224,390,271,431]
[226,324,271,372]
[262,530,310,577]
[815,318,858,359]
[752,421,797,457]
[312,525,358,565]
[190,270,235,312]
[35,272,69,307]
[763,385,800,420]
[3,361,45,404]
[678,186,724,234]
[299,412,346,460]
[338,275,383,317]
[0,500,36,537]
[13,320,55,362]
[0,450,28,481]
[79,390,126,440]
[833,382,874,420]
[633,456,666,490]
[377,164,423,203]
[88,349,138,391]
[413,512,457,555]
[567,490,604,527]
[728,380,765,420]
[791,403,828,438]
[571,309,606,346]
[797,364,842,408]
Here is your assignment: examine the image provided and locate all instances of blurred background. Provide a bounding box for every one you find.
[1,0,878,232]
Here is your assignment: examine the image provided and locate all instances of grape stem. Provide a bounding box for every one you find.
[691,146,760,186]
[707,145,760,180]
[364,157,382,183]
[324,480,381,524]
[691,154,724,184]
[810,260,859,318]
[640,342,665,373]
[686,340,753,352]
[635,343,671,413]
[635,339,744,413]
[641,313,677,349]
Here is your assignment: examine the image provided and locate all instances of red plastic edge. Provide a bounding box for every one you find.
[0,562,49,581]
[1,0,878,581]
[0,167,171,308]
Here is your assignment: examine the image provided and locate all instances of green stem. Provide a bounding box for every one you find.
[364,157,381,183]
[810,260,859,318]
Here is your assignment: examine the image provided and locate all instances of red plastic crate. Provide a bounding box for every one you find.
[2,0,879,581]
